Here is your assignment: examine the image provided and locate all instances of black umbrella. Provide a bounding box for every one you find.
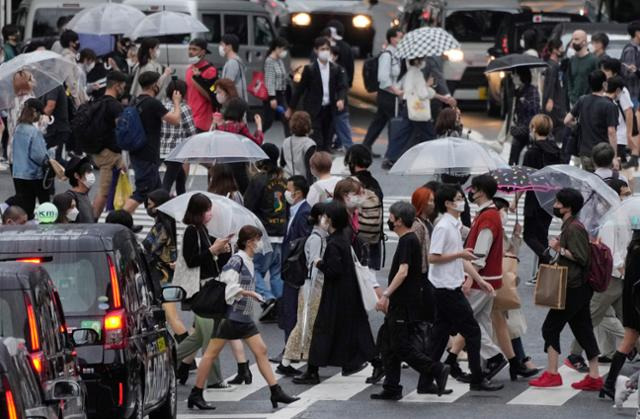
[485,54,548,74]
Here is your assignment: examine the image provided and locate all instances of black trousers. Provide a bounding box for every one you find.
[509,133,528,165]
[311,106,334,152]
[363,90,396,148]
[262,91,290,136]
[381,304,436,393]
[542,284,599,360]
[427,287,483,383]
[162,161,187,195]
[279,282,298,343]
[523,211,552,263]
[14,178,50,219]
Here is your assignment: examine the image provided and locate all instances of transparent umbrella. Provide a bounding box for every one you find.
[127,11,209,40]
[156,191,272,253]
[165,131,268,164]
[0,51,76,110]
[530,165,620,235]
[65,3,145,35]
[598,197,640,264]
[389,137,508,176]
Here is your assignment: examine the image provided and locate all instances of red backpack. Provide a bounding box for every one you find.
[573,221,613,292]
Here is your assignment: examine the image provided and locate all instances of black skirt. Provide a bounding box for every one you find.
[623,275,640,332]
[215,319,259,340]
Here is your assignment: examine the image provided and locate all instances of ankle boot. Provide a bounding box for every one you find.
[270,384,300,408]
[509,357,540,381]
[601,351,627,399]
[177,362,191,385]
[228,361,252,385]
[187,387,216,410]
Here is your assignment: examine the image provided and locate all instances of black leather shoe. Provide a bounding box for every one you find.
[207,382,231,389]
[446,361,471,383]
[276,364,302,377]
[365,365,385,384]
[292,370,320,385]
[342,362,368,376]
[484,355,508,381]
[509,362,540,381]
[417,384,454,395]
[470,379,504,392]
[187,387,216,410]
[370,389,402,400]
[599,383,615,400]
[433,363,451,397]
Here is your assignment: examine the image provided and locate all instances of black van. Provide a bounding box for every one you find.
[0,263,85,419]
[0,224,183,419]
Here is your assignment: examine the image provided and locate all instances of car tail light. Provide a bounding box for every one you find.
[501,35,509,54]
[16,257,42,264]
[107,255,122,308]
[2,377,18,419]
[118,382,124,406]
[103,309,127,350]
[24,295,40,351]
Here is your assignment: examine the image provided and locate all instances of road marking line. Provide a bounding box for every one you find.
[401,378,470,403]
[178,414,269,418]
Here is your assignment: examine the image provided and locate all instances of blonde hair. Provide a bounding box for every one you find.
[530,114,553,137]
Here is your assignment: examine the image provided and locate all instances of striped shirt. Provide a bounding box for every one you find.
[160,100,197,159]
[264,56,287,97]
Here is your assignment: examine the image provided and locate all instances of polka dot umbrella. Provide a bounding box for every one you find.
[487,166,537,193]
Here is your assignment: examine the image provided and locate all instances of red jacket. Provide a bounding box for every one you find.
[217,121,264,145]
[466,206,504,290]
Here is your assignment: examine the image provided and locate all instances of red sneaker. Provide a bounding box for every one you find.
[529,371,563,387]
[571,375,603,391]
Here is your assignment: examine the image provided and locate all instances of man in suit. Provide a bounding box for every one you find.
[279,175,312,348]
[286,37,347,152]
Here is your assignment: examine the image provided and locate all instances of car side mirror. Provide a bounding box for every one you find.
[71,328,100,346]
[44,379,82,402]
[162,286,186,302]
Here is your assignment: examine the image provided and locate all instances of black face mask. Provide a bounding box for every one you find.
[553,207,564,218]
[387,219,395,232]
[467,190,476,204]
[572,43,583,52]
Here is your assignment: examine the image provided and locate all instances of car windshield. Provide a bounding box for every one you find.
[33,8,78,38]
[445,10,512,43]
[0,291,26,340]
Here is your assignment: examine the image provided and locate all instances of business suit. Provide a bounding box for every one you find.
[289,60,347,151]
[280,200,312,341]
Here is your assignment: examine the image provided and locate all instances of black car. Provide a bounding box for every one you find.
[0,262,85,419]
[0,224,184,419]
[1,337,82,419]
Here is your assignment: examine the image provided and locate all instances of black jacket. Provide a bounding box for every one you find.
[289,60,347,118]
[336,39,355,87]
[183,225,231,280]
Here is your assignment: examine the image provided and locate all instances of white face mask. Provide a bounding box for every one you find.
[218,45,226,57]
[317,50,331,62]
[153,48,160,60]
[126,58,135,68]
[452,201,465,213]
[254,240,264,253]
[346,194,363,209]
[84,62,95,73]
[83,172,96,188]
[188,55,200,65]
[285,190,295,205]
[66,207,79,222]
[279,50,288,59]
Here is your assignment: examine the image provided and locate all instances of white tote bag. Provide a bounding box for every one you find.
[172,229,201,299]
[351,247,378,311]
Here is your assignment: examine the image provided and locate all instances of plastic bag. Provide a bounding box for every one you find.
[113,171,132,210]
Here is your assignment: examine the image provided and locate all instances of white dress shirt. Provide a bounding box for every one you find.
[318,59,330,106]
[428,212,465,290]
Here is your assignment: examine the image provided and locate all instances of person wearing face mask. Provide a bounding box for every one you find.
[277,203,329,377]
[263,37,290,135]
[79,48,108,100]
[219,34,248,102]
[63,156,97,223]
[603,73,635,165]
[426,184,501,392]
[543,38,568,145]
[278,176,312,359]
[509,67,541,165]
[186,38,218,133]
[130,37,172,99]
[530,188,602,391]
[567,29,598,106]
[106,37,133,74]
[52,193,78,224]
[210,78,239,128]
[188,225,300,410]
[410,186,436,322]
[60,29,89,108]
[286,37,347,152]
[1,24,21,61]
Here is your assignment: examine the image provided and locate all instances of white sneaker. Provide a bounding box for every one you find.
[614,375,632,409]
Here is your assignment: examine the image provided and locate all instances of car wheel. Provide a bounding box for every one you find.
[129,381,144,419]
[149,367,177,419]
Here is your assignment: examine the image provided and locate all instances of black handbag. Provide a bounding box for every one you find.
[190,278,227,319]
[509,124,529,139]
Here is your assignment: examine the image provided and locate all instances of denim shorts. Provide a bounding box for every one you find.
[130,157,161,203]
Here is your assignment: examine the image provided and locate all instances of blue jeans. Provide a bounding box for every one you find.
[253,243,283,301]
[334,110,353,149]
[385,106,435,162]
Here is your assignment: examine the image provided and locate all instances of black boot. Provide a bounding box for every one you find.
[269,384,299,408]
[445,352,471,383]
[293,366,320,384]
[366,364,385,384]
[187,387,216,410]
[177,362,191,385]
[228,362,252,385]
[601,351,627,399]
[484,354,508,381]
[508,357,540,381]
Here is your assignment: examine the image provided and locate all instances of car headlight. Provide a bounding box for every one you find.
[499,71,506,79]
[444,48,464,62]
[291,12,311,26]
[352,14,372,29]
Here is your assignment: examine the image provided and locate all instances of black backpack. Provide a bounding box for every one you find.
[192,62,220,107]
[362,51,391,93]
[281,232,321,288]
[71,97,109,154]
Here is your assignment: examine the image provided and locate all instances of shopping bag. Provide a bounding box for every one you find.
[534,264,568,309]
[113,171,132,210]
[351,247,378,311]
[248,71,269,101]
[406,91,431,122]
[493,272,521,312]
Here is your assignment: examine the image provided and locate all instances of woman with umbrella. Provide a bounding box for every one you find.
[509,68,541,165]
[130,38,172,99]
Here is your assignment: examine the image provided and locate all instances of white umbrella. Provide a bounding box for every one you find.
[165,131,269,164]
[65,3,145,35]
[127,11,209,40]
[157,191,272,254]
[389,137,508,176]
[0,51,76,110]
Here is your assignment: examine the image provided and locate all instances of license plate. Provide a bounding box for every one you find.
[157,337,167,353]
[478,87,488,100]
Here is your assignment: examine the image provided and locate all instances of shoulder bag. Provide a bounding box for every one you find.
[351,246,378,311]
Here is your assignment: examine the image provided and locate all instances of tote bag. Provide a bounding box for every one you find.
[534,263,568,310]
[350,247,378,311]
[172,228,201,299]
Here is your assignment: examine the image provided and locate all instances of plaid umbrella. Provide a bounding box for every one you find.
[488,166,537,192]
[396,27,460,59]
